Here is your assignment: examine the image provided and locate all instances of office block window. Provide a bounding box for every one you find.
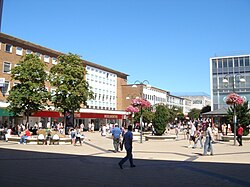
[234,58,238,67]
[16,47,23,56]
[26,49,32,54]
[35,52,42,59]
[3,62,11,74]
[44,55,50,63]
[245,57,249,66]
[228,58,233,67]
[3,81,10,95]
[5,44,12,53]
[52,57,57,65]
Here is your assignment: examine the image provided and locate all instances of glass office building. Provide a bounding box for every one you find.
[210,55,250,110]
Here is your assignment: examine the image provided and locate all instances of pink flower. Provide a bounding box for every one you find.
[226,93,244,105]
[126,105,139,113]
[131,98,151,108]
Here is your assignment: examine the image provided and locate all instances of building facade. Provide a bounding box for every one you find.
[175,93,211,110]
[210,55,250,111]
[121,84,191,115]
[0,33,128,128]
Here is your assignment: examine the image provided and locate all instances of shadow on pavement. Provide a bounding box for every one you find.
[0,148,249,187]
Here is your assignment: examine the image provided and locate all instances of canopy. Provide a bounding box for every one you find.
[202,107,228,117]
[0,108,14,116]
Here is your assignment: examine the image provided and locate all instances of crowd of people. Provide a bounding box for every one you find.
[172,118,246,155]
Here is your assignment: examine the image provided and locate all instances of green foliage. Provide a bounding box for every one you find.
[133,108,154,124]
[188,108,201,120]
[49,53,94,123]
[227,101,250,135]
[200,105,211,114]
[168,106,184,122]
[153,105,169,135]
[7,54,49,121]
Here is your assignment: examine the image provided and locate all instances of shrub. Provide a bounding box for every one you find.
[153,105,169,135]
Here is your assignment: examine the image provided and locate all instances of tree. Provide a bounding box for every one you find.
[49,53,94,131]
[168,106,184,123]
[227,101,250,135]
[200,105,211,115]
[133,108,154,127]
[153,105,169,135]
[188,108,201,120]
[7,54,49,124]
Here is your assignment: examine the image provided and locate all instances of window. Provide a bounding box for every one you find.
[35,52,42,59]
[5,44,12,53]
[13,82,19,87]
[44,55,50,63]
[245,57,249,66]
[223,59,227,68]
[16,47,23,56]
[52,57,57,65]
[193,100,202,104]
[240,57,244,66]
[228,58,233,67]
[212,59,217,69]
[218,59,222,68]
[3,62,11,74]
[2,81,10,95]
[26,49,32,54]
[234,58,238,67]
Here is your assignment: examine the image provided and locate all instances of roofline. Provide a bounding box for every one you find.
[210,54,250,60]
[0,32,129,78]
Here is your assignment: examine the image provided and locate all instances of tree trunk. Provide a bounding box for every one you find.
[63,110,67,135]
[26,110,30,129]
[72,110,75,127]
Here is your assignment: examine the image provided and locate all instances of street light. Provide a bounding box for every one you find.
[223,73,246,146]
[132,80,151,143]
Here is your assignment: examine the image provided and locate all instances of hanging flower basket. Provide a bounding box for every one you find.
[126,98,151,114]
[131,98,151,108]
[225,93,244,105]
[125,105,139,113]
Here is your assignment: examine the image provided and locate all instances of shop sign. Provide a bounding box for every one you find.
[104,114,118,119]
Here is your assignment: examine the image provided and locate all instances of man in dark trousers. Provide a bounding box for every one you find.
[237,124,244,146]
[118,125,136,169]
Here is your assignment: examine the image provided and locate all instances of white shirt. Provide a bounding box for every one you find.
[190,124,196,136]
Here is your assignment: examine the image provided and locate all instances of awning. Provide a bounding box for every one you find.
[202,107,228,117]
[0,108,14,116]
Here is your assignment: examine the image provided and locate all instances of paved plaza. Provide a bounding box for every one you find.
[0,132,250,187]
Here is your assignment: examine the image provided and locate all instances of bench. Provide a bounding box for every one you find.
[145,135,176,141]
[7,135,71,145]
[221,135,250,142]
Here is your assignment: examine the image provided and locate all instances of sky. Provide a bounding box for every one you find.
[2,0,250,95]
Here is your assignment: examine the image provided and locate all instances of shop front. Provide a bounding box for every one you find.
[31,109,127,131]
[0,108,14,127]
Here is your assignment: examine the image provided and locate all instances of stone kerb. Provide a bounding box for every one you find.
[145,134,176,141]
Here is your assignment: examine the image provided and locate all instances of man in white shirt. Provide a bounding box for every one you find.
[188,122,196,148]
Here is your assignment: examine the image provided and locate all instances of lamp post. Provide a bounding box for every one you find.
[132,80,151,143]
[223,74,246,146]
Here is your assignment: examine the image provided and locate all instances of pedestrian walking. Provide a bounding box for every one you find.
[118,125,135,169]
[75,127,82,146]
[188,122,196,148]
[112,124,121,152]
[203,123,214,156]
[194,125,203,149]
[237,124,244,146]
